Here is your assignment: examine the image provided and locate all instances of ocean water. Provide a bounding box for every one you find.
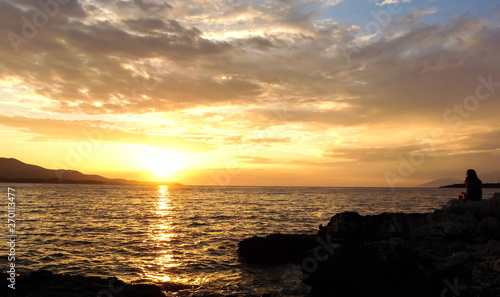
[1,184,498,296]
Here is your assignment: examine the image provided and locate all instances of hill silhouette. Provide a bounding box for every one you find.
[0,157,182,186]
[417,178,463,187]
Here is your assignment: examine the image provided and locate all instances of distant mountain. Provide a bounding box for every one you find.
[0,157,182,186]
[417,178,463,187]
[419,172,500,188]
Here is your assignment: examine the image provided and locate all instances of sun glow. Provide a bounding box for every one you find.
[143,149,188,179]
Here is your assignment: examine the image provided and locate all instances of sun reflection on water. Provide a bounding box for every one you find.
[141,185,183,283]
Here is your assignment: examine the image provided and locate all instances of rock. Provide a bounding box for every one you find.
[318,212,428,241]
[239,207,500,297]
[320,211,367,239]
[427,211,482,238]
[303,237,424,297]
[0,270,193,297]
[472,262,489,279]
[493,259,500,272]
[451,250,470,262]
[444,199,492,215]
[490,193,500,217]
[319,210,494,241]
[442,193,500,218]
[477,217,500,238]
[483,239,500,255]
[237,233,317,264]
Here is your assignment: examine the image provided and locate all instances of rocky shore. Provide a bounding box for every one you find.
[0,270,194,297]
[239,195,500,297]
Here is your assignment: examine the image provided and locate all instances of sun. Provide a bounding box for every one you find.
[143,149,187,179]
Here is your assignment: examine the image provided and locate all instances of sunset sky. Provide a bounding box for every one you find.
[1,0,500,186]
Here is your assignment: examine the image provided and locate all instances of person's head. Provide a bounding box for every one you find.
[466,169,478,179]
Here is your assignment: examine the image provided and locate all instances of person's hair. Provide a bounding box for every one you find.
[466,169,478,181]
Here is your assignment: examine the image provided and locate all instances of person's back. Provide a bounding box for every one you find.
[465,169,482,201]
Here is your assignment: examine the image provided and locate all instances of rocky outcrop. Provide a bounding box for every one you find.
[239,194,500,297]
[308,197,500,297]
[444,196,500,218]
[316,211,431,241]
[0,270,192,297]
[306,228,500,296]
[317,210,500,243]
[238,233,318,264]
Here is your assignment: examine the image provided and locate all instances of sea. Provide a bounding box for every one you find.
[1,184,498,296]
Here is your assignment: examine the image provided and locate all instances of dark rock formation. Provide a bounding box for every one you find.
[303,237,423,296]
[238,195,500,297]
[0,270,192,297]
[316,211,430,241]
[238,233,318,264]
[307,198,500,297]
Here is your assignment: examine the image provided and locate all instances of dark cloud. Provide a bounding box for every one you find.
[124,18,171,32]
[1,0,500,149]
[11,0,87,18]
[110,0,172,14]
[132,0,172,12]
[54,19,226,58]
[236,37,276,51]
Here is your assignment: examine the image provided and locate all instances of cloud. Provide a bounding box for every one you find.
[4,9,499,133]
[460,129,500,152]
[95,0,172,16]
[3,0,498,123]
[237,156,275,164]
[372,0,412,6]
[247,137,291,144]
[0,115,214,152]
[123,18,173,32]
[11,0,88,19]
[131,0,173,12]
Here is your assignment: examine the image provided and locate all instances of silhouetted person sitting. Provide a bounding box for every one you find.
[458,169,482,201]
